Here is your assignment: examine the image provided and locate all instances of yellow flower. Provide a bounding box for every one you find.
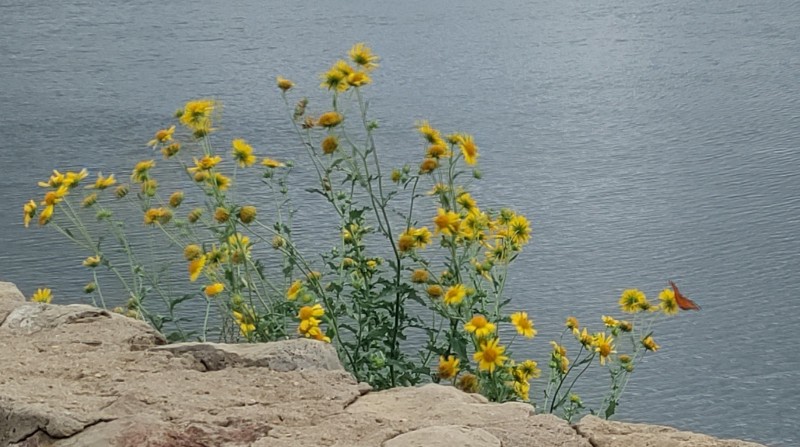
[427,284,443,298]
[261,157,285,168]
[659,288,679,315]
[474,338,508,373]
[298,304,325,321]
[397,231,415,252]
[188,255,206,282]
[550,341,569,373]
[410,269,429,283]
[204,282,224,296]
[83,255,101,268]
[507,214,531,245]
[593,332,616,365]
[115,184,129,199]
[433,208,461,236]
[513,380,530,401]
[231,139,256,167]
[320,64,349,92]
[38,204,54,226]
[238,205,257,224]
[457,134,479,165]
[276,76,294,91]
[457,373,479,393]
[286,279,303,301]
[619,320,633,332]
[444,284,466,306]
[23,200,37,228]
[413,227,432,248]
[318,112,343,128]
[576,328,593,348]
[619,288,647,313]
[419,157,438,174]
[184,244,203,261]
[232,310,256,336]
[642,335,660,352]
[162,143,181,158]
[63,169,88,188]
[214,207,230,223]
[179,99,216,132]
[303,324,330,343]
[168,191,184,208]
[38,170,65,188]
[131,160,155,183]
[187,208,203,223]
[208,173,231,190]
[188,155,222,173]
[565,316,579,332]
[602,315,620,327]
[89,173,116,190]
[349,42,379,71]
[416,120,443,145]
[143,207,172,225]
[456,193,477,212]
[426,143,450,159]
[141,179,158,197]
[347,71,371,87]
[510,311,537,338]
[321,135,339,154]
[437,355,460,380]
[147,125,175,147]
[517,360,541,380]
[31,288,52,304]
[464,315,496,338]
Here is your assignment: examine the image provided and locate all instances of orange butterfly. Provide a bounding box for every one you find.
[669,280,701,311]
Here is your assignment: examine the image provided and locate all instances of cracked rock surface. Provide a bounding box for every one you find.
[0,282,766,446]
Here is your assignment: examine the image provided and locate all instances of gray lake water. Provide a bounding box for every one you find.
[2,1,799,445]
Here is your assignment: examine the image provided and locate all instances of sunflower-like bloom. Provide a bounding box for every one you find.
[276,76,294,91]
[183,244,203,261]
[298,304,325,328]
[410,269,429,283]
[143,207,172,225]
[233,309,256,336]
[397,231,415,252]
[209,173,231,191]
[437,355,460,380]
[419,158,438,174]
[38,170,66,188]
[576,328,593,348]
[456,134,479,165]
[188,255,206,282]
[63,169,88,188]
[162,143,181,159]
[131,160,155,183]
[642,335,660,352]
[231,139,256,167]
[602,315,620,327]
[474,338,508,373]
[321,135,339,154]
[507,214,531,245]
[510,311,537,338]
[457,373,479,393]
[22,200,37,228]
[565,316,579,333]
[83,255,101,268]
[659,288,679,315]
[465,315,496,338]
[513,379,530,401]
[187,208,203,223]
[286,280,303,301]
[188,155,222,174]
[550,341,569,373]
[456,193,477,212]
[433,208,461,236]
[31,288,52,304]
[147,125,175,147]
[204,282,224,296]
[38,204,54,226]
[426,143,450,159]
[444,284,466,306]
[619,288,647,313]
[427,284,443,298]
[261,157,285,169]
[89,173,116,190]
[237,205,257,224]
[416,120,444,145]
[317,112,343,128]
[413,227,432,248]
[593,332,616,365]
[517,360,541,380]
[349,43,380,71]
[179,99,216,133]
[347,71,371,87]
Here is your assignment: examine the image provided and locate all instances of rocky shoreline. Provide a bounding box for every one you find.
[0,282,765,446]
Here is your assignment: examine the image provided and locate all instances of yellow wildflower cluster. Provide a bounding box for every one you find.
[318,43,377,92]
[297,303,329,342]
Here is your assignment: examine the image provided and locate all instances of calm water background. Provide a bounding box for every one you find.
[2,1,798,444]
